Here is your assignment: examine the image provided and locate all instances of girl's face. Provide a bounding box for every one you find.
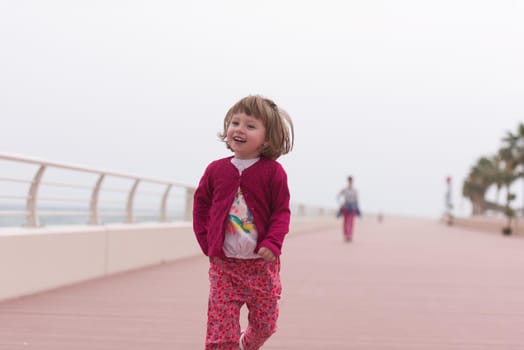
[226,112,266,159]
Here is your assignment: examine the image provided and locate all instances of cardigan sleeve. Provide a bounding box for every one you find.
[258,163,291,257]
[192,164,213,255]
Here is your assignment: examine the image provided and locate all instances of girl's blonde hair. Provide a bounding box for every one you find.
[219,95,294,160]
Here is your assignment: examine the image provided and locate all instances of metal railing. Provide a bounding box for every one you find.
[0,152,334,228]
[0,152,195,227]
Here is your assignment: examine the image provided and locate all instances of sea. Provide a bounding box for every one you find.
[0,204,185,228]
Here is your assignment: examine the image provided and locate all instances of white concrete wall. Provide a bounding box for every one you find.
[0,226,107,302]
[104,222,200,274]
[0,216,340,301]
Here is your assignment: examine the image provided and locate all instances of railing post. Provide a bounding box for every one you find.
[184,187,195,221]
[126,179,140,224]
[26,165,46,227]
[160,184,172,222]
[89,174,105,225]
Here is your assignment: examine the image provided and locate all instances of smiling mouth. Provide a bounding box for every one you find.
[233,136,246,143]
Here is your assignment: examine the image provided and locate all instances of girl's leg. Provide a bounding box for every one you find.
[346,213,355,240]
[242,260,282,350]
[206,258,243,350]
[343,213,355,241]
[342,213,349,239]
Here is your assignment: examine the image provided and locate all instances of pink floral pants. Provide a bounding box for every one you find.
[206,256,282,350]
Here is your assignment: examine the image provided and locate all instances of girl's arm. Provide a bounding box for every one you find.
[336,188,345,205]
[192,166,213,255]
[258,165,290,257]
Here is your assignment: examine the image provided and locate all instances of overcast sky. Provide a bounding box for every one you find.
[2,0,524,218]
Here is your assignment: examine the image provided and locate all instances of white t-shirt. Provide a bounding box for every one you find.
[338,187,358,205]
[223,158,261,259]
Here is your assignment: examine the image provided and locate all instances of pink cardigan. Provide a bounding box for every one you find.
[193,156,291,258]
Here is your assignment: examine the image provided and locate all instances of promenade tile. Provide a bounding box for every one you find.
[1,217,524,349]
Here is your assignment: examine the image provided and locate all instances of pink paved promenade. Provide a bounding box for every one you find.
[1,216,524,349]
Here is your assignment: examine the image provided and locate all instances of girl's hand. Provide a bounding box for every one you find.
[258,247,276,261]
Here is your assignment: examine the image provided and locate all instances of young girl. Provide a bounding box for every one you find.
[193,95,294,350]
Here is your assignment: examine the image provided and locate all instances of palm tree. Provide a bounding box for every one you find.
[463,123,524,220]
[500,123,524,215]
[501,123,524,164]
[462,176,487,215]
[462,156,498,215]
[491,155,504,203]
[498,158,519,234]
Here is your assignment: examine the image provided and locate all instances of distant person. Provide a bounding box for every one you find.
[337,176,361,241]
[444,176,454,226]
[193,95,294,350]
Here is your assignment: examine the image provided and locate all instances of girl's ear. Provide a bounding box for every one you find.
[259,142,268,152]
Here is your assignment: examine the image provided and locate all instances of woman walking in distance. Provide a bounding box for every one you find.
[337,176,361,242]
